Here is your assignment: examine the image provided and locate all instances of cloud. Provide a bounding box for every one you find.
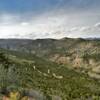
[21,22,30,26]
[94,23,100,28]
[0,9,100,39]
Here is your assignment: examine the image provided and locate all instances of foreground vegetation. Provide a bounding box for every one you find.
[0,50,100,100]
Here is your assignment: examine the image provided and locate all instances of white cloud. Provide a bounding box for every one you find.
[94,23,100,27]
[21,22,30,26]
[0,10,100,39]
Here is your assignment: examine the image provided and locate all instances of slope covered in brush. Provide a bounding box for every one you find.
[0,38,100,79]
[0,50,100,99]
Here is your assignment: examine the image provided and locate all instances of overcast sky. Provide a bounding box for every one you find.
[0,0,100,39]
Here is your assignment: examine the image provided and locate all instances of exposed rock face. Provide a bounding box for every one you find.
[50,54,60,62]
[89,59,97,66]
[88,72,100,79]
[73,57,83,68]
[49,53,100,79]
[92,66,100,74]
[56,56,71,64]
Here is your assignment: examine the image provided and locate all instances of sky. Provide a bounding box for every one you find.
[0,0,100,39]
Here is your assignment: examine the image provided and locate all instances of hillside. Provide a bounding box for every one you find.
[0,50,100,99]
[0,38,100,79]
